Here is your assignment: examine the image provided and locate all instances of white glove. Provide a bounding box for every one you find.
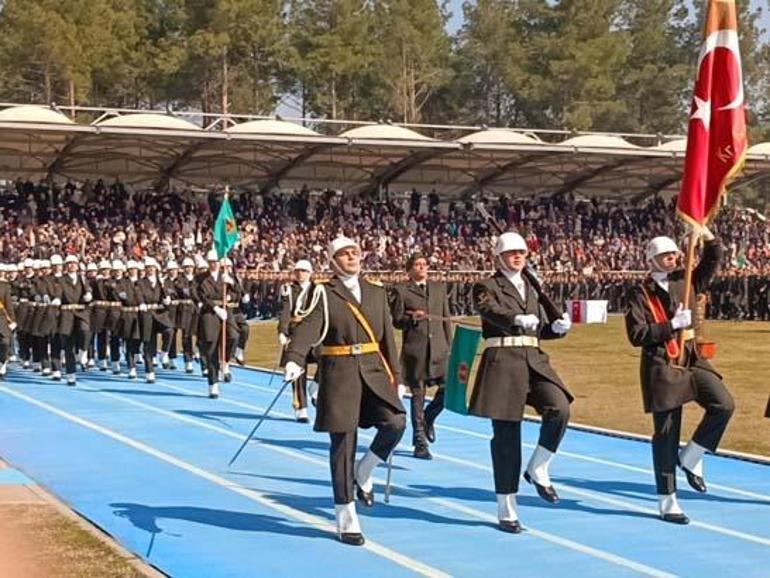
[514,313,540,331]
[118,291,127,300]
[278,333,289,347]
[8,322,17,332]
[397,383,408,399]
[551,312,572,335]
[284,361,304,383]
[50,298,61,307]
[162,296,171,306]
[213,305,228,321]
[671,304,692,330]
[139,303,148,312]
[43,294,50,304]
[309,380,319,405]
[241,294,251,304]
[83,292,93,303]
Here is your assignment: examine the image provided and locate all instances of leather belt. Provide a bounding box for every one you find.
[485,336,540,348]
[171,299,193,305]
[61,304,86,311]
[320,342,379,356]
[92,300,112,306]
[123,306,140,312]
[144,304,163,311]
[18,298,29,303]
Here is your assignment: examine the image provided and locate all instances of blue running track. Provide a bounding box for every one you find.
[0,365,768,577]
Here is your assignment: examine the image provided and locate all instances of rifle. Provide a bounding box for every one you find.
[476,202,563,324]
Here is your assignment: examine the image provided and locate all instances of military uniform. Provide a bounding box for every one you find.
[0,277,16,378]
[57,270,92,382]
[471,270,572,515]
[14,268,36,367]
[175,272,197,372]
[197,271,239,389]
[137,275,174,380]
[115,270,143,377]
[278,281,316,416]
[285,271,406,545]
[389,280,452,453]
[91,270,114,369]
[625,238,733,508]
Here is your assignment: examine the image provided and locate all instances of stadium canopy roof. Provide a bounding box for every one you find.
[1,103,769,200]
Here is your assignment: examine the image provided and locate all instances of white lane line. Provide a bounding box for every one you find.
[104,377,679,577]
[0,385,450,578]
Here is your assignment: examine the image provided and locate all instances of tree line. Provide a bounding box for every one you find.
[0,0,768,138]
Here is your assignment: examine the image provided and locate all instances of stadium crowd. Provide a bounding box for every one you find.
[1,177,769,320]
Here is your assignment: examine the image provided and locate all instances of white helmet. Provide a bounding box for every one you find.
[112,260,126,272]
[166,260,179,270]
[50,254,64,266]
[195,255,208,269]
[646,236,680,262]
[144,257,159,269]
[206,249,219,262]
[99,259,112,270]
[293,259,313,272]
[327,236,358,259]
[39,259,51,269]
[182,257,195,268]
[64,254,79,265]
[86,262,98,272]
[494,232,528,256]
[23,258,34,269]
[126,260,139,270]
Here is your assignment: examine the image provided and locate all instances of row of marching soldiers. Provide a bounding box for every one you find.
[0,250,251,398]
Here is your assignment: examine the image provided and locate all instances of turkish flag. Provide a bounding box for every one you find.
[678,0,747,226]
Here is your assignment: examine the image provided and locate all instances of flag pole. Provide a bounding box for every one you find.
[677,229,697,365]
[221,187,229,380]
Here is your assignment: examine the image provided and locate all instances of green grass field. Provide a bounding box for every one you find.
[245,316,770,458]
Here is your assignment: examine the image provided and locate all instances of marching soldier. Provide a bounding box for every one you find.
[283,237,406,547]
[277,259,316,423]
[625,229,734,524]
[107,260,126,375]
[389,253,452,459]
[176,257,198,374]
[48,254,65,380]
[58,255,93,385]
[0,264,16,380]
[137,257,174,383]
[471,232,573,533]
[225,258,251,368]
[197,250,239,398]
[161,260,181,370]
[91,260,114,371]
[117,260,143,379]
[15,259,36,369]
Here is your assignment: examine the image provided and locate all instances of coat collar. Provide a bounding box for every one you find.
[494,271,526,309]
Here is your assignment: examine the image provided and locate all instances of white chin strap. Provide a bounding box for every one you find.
[330,258,359,281]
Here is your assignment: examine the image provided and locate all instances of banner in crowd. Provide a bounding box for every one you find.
[677,0,747,226]
[444,325,482,415]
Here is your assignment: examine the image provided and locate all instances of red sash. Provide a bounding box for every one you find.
[640,283,679,361]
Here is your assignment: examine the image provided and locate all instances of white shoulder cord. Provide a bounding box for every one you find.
[292,283,329,347]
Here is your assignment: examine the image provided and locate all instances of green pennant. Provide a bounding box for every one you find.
[444,325,482,415]
[214,196,240,259]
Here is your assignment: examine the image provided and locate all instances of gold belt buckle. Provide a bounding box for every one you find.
[350,344,363,355]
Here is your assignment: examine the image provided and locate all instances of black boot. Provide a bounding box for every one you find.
[424,386,444,444]
[410,385,431,458]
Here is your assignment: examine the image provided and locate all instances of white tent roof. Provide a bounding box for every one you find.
[0,105,74,125]
[0,104,768,199]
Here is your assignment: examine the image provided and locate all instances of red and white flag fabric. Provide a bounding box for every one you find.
[678,0,747,226]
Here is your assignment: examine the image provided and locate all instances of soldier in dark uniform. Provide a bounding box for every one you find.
[91,260,113,371]
[6,264,20,363]
[283,237,406,547]
[197,250,239,398]
[47,254,65,380]
[15,259,36,369]
[225,258,251,368]
[277,259,315,423]
[117,260,143,379]
[107,260,126,375]
[161,260,181,371]
[177,257,198,374]
[389,253,452,459]
[0,264,16,379]
[137,257,174,384]
[30,259,52,374]
[58,255,93,385]
[471,232,573,534]
[625,230,734,525]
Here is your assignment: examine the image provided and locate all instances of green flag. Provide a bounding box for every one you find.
[444,325,482,415]
[214,196,240,259]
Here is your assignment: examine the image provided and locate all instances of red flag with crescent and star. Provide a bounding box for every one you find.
[677,0,747,226]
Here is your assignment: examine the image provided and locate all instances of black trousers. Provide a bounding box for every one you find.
[292,373,308,410]
[201,326,239,385]
[490,379,570,494]
[408,379,444,446]
[651,367,734,495]
[50,333,63,372]
[125,338,140,369]
[96,330,109,361]
[143,323,174,371]
[18,331,32,362]
[109,334,122,363]
[161,328,178,359]
[62,320,90,375]
[33,335,49,367]
[328,386,406,504]
[181,329,194,362]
